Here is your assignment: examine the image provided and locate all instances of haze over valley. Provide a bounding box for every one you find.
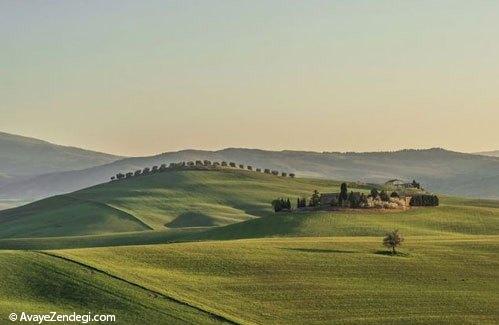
[1,1,498,324]
[1,132,498,208]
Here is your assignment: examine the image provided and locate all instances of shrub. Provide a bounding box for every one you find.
[247,166,253,171]
[289,173,295,178]
[271,170,279,176]
[195,160,203,166]
[142,167,150,174]
[383,229,404,254]
[348,192,362,208]
[151,166,158,172]
[410,195,439,206]
[370,188,379,198]
[389,197,408,208]
[239,164,244,169]
[134,170,142,176]
[125,172,133,178]
[159,164,167,171]
[411,179,421,189]
[203,160,211,166]
[281,172,287,177]
[379,190,389,201]
[110,176,115,181]
[390,191,400,198]
[229,162,236,167]
[116,173,125,180]
[256,168,262,172]
[221,161,228,167]
[264,169,271,174]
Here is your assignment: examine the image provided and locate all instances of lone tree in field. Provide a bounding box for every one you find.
[383,229,404,254]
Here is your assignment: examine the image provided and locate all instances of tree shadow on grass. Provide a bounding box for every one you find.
[374,250,410,257]
[282,248,357,254]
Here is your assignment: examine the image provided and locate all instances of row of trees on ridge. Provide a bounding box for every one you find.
[111,160,296,181]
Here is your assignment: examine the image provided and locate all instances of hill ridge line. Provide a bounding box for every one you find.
[65,196,154,230]
[36,251,242,325]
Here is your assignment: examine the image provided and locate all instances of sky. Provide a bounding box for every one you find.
[1,0,498,156]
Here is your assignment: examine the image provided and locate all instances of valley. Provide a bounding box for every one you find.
[0,168,498,323]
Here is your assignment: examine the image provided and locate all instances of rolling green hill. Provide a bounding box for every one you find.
[192,203,499,241]
[0,250,226,324]
[0,168,498,323]
[1,197,495,252]
[51,235,499,324]
[0,169,368,239]
[0,171,497,250]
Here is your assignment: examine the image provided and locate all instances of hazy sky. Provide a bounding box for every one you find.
[1,1,498,156]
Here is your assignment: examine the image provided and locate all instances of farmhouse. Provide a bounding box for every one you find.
[319,191,364,208]
[385,179,421,189]
[385,179,405,187]
[274,180,438,213]
[320,193,340,206]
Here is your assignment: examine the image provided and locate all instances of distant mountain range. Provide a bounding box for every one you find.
[0,133,498,202]
[475,150,499,157]
[0,131,122,188]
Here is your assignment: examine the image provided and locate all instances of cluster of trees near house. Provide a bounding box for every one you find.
[272,181,439,212]
[111,160,296,181]
[409,194,439,206]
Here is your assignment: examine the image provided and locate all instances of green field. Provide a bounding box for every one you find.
[0,169,498,324]
[0,169,368,238]
[53,235,498,324]
[0,250,222,324]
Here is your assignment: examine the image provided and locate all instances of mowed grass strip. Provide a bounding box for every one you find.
[55,236,499,324]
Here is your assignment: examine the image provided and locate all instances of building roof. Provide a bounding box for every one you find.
[320,193,340,206]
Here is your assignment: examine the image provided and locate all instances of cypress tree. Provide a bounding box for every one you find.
[339,183,348,204]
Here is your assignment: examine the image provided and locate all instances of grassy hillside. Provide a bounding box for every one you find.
[0,170,498,323]
[1,195,497,251]
[0,169,367,239]
[2,147,499,201]
[194,197,499,240]
[53,235,499,324]
[0,250,224,324]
